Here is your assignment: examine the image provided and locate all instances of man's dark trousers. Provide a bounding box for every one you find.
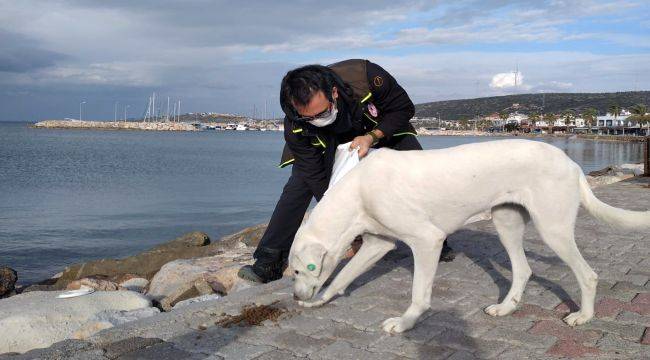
[254,135,423,259]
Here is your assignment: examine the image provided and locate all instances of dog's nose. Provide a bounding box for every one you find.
[293,294,299,301]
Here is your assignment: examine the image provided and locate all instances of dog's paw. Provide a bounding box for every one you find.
[381,316,415,333]
[484,303,516,317]
[297,298,326,308]
[563,311,592,326]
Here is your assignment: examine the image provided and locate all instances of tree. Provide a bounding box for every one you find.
[544,113,556,134]
[499,111,509,132]
[562,109,576,131]
[631,103,648,116]
[631,104,649,135]
[528,112,540,130]
[582,108,598,133]
[504,122,520,132]
[608,104,621,118]
[608,104,623,134]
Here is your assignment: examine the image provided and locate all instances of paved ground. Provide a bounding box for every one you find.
[4,177,649,359]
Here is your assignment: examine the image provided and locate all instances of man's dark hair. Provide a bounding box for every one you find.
[280,65,336,109]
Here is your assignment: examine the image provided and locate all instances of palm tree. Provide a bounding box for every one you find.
[631,104,649,135]
[631,104,648,116]
[499,111,509,132]
[608,104,623,134]
[582,108,598,134]
[562,110,576,132]
[608,104,621,118]
[528,112,539,131]
[544,113,556,134]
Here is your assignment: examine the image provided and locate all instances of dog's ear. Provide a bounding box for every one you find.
[295,243,327,277]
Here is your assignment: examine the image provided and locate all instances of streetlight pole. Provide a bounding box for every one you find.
[79,101,86,121]
[643,136,650,176]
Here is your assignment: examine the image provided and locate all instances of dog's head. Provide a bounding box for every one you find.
[288,233,340,301]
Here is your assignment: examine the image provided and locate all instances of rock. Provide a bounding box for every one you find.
[72,308,160,339]
[171,294,222,310]
[620,162,644,176]
[71,321,114,341]
[219,223,268,248]
[119,277,149,293]
[0,267,17,298]
[0,290,152,354]
[52,224,274,290]
[147,246,255,302]
[53,231,221,289]
[586,174,635,188]
[587,163,641,188]
[66,276,122,291]
[146,260,207,301]
[21,284,56,293]
[218,215,308,248]
[588,166,614,176]
[158,278,214,311]
[228,279,258,294]
[207,264,245,293]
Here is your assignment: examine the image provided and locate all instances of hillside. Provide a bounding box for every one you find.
[414,91,650,120]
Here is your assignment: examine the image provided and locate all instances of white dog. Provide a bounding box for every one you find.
[289,139,649,333]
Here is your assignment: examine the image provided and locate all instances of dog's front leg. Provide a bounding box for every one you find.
[298,235,395,308]
[382,239,443,333]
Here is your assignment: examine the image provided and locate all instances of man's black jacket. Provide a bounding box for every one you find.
[282,59,416,201]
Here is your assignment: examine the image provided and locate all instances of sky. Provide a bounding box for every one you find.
[1,0,649,121]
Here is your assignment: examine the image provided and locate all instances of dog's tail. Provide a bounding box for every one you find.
[579,172,650,230]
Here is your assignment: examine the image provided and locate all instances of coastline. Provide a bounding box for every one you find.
[31,121,648,143]
[415,128,649,142]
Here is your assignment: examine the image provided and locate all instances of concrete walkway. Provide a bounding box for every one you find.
[4,177,649,359]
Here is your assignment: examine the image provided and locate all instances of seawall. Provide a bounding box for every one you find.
[32,120,198,131]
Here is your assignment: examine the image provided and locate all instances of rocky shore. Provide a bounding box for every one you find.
[32,120,198,131]
[0,217,320,354]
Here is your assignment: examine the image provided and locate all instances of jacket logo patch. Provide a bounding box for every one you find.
[373,76,383,87]
[367,103,378,117]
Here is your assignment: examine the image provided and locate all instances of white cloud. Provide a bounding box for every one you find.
[489,71,524,89]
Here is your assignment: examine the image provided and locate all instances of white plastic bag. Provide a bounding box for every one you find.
[327,142,375,191]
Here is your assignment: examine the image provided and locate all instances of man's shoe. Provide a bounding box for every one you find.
[238,261,285,284]
[439,241,456,262]
[238,247,286,284]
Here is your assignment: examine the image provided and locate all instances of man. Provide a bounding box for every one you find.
[238,59,455,284]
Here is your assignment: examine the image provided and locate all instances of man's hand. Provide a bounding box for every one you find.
[349,135,374,158]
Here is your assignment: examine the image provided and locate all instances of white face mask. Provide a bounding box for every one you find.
[308,103,338,127]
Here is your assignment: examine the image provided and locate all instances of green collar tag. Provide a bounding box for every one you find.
[307,264,316,271]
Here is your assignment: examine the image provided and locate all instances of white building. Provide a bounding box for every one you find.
[596,112,632,127]
[506,112,529,125]
[555,117,585,127]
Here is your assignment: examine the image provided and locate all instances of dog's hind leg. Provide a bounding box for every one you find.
[530,203,598,326]
[382,225,445,333]
[484,204,532,317]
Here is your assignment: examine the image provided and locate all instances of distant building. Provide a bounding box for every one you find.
[506,112,528,125]
[597,111,633,128]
